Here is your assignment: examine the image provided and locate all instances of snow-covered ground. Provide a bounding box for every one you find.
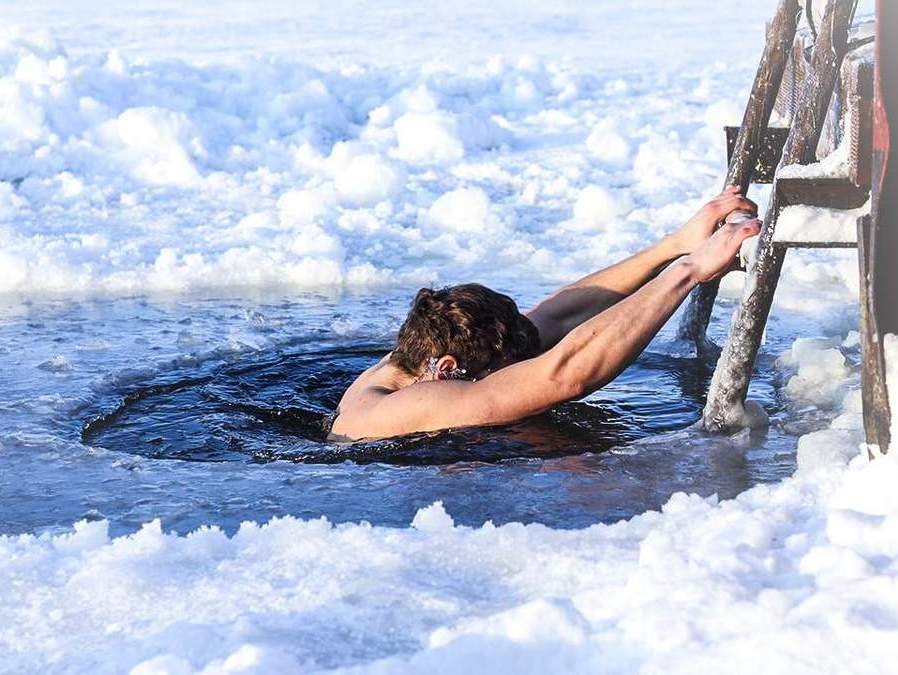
[0,0,860,304]
[2,1,897,673]
[4,444,897,675]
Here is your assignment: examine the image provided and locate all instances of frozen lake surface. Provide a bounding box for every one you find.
[3,2,895,673]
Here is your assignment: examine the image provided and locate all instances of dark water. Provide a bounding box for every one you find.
[80,344,724,466]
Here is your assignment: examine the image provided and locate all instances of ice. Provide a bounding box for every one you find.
[796,428,863,473]
[392,112,466,165]
[571,185,631,229]
[425,187,500,235]
[37,353,72,372]
[3,406,898,673]
[778,337,851,409]
[331,149,404,207]
[2,0,893,671]
[1,2,844,302]
[97,107,202,187]
[585,121,631,166]
[777,141,850,180]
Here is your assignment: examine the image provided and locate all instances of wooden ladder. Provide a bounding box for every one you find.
[680,0,873,431]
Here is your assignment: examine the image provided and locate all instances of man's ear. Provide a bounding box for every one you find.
[434,355,458,380]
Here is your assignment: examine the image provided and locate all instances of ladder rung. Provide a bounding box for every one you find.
[774,240,857,249]
[776,176,869,210]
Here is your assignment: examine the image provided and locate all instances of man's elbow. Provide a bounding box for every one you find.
[540,339,608,402]
[549,367,589,401]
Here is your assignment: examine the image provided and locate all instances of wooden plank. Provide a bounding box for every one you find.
[858,214,891,455]
[776,176,869,209]
[845,56,874,188]
[702,0,858,432]
[676,0,803,351]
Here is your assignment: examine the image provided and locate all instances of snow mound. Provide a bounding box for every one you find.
[426,187,500,234]
[570,185,631,229]
[778,337,851,409]
[4,431,898,673]
[586,121,631,166]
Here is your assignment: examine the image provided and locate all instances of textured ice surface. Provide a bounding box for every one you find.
[1,1,849,302]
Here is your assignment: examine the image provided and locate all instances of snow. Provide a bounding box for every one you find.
[774,201,869,244]
[778,336,853,409]
[776,141,851,180]
[0,1,823,300]
[2,402,896,673]
[424,186,506,241]
[585,121,631,166]
[570,185,630,229]
[1,0,892,672]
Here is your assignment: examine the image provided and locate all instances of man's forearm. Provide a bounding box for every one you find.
[526,234,685,350]
[549,258,698,396]
[565,233,684,296]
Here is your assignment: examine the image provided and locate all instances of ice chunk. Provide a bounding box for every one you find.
[426,187,498,234]
[392,111,464,165]
[585,121,631,166]
[411,501,454,532]
[796,428,862,473]
[37,354,72,372]
[571,185,631,228]
[778,337,850,409]
[333,154,403,207]
[97,107,202,186]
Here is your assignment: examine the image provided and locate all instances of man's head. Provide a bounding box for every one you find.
[390,283,541,381]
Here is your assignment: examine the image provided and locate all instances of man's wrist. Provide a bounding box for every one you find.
[659,232,688,261]
[667,255,702,288]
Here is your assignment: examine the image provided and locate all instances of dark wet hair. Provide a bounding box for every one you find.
[390,283,542,377]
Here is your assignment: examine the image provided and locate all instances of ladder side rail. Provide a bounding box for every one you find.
[677,0,803,351]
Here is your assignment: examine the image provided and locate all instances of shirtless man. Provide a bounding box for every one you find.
[331,187,758,441]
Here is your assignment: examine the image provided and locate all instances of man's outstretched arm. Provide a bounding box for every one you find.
[526,186,756,350]
[336,218,761,440]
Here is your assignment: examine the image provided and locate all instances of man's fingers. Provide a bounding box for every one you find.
[723,195,757,212]
[716,218,760,249]
[730,218,761,244]
[736,196,758,215]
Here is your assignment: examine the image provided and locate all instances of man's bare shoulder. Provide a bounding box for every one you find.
[332,380,464,441]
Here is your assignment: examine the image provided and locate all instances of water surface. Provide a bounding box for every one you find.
[0,289,833,536]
